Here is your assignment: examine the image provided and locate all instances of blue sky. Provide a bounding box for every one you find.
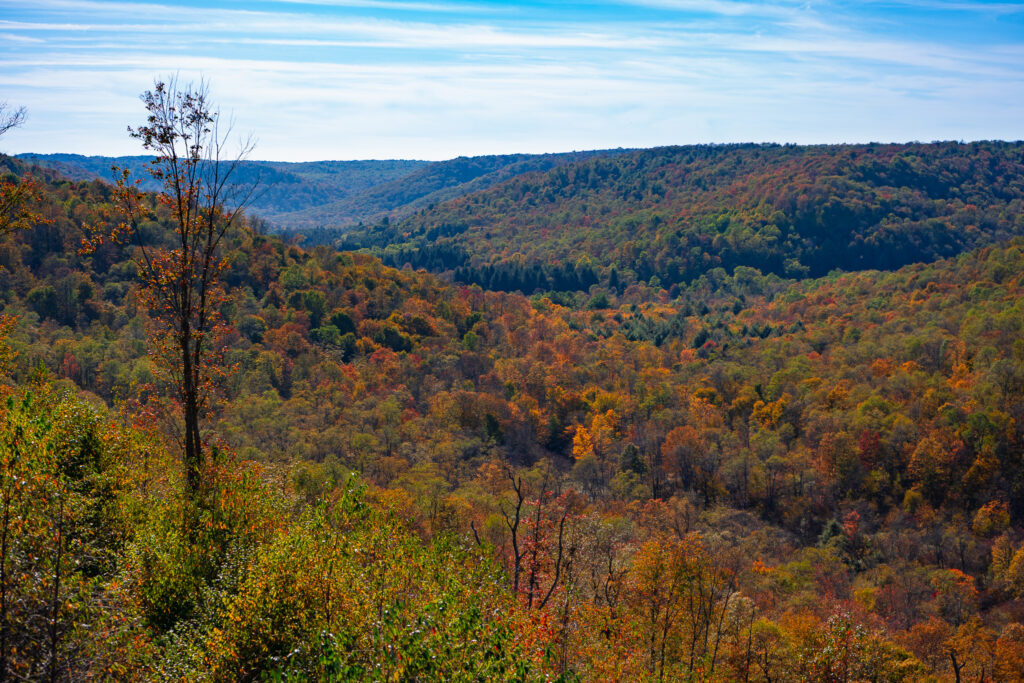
[1,0,1022,161]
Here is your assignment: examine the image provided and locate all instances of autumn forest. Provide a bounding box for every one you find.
[2,89,1024,681]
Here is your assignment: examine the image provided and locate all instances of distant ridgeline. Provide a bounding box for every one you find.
[17,152,430,226]
[20,142,1024,295]
[18,148,632,231]
[339,141,1024,294]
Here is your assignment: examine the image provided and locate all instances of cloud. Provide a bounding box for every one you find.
[856,0,1024,15]
[0,32,45,43]
[0,3,666,52]
[269,0,486,12]
[620,0,791,15]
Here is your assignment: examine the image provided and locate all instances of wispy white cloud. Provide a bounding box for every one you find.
[708,33,1024,78]
[856,0,1024,15]
[619,0,803,17]
[0,31,45,43]
[269,0,487,12]
[0,6,665,51]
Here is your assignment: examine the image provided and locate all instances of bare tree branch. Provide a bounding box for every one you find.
[0,103,26,139]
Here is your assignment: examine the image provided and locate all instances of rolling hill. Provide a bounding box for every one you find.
[341,141,1024,293]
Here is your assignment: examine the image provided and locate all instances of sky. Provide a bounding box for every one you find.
[0,0,1022,161]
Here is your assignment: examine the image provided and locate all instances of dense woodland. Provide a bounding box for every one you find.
[342,142,1024,295]
[3,143,1024,681]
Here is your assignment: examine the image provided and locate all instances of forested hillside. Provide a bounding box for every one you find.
[3,151,1024,679]
[343,141,1024,294]
[274,149,633,231]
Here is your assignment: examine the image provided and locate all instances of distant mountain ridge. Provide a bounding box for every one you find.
[18,149,632,229]
[17,153,429,226]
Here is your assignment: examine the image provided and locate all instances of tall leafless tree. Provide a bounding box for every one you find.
[86,78,257,499]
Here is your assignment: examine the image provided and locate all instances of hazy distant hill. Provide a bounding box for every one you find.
[270,149,633,229]
[341,141,1024,293]
[17,153,430,225]
[18,149,632,230]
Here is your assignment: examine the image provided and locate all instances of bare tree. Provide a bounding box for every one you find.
[499,466,527,595]
[84,78,257,499]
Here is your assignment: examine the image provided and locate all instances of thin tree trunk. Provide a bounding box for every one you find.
[48,495,63,683]
[0,483,10,681]
[950,650,963,683]
[182,327,202,498]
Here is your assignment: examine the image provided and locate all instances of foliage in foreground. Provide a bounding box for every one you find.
[5,383,1024,680]
[0,384,562,681]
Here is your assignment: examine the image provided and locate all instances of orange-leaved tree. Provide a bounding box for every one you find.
[0,101,46,238]
[83,78,256,498]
